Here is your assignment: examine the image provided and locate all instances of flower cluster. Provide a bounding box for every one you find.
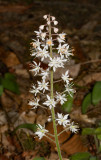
[29,15,78,140]
[35,113,79,139]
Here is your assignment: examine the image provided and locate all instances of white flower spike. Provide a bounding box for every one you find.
[29,15,78,159]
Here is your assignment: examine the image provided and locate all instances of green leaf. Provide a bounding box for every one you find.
[0,85,3,96]
[81,93,92,114]
[99,145,101,152]
[33,157,45,160]
[90,156,98,160]
[4,73,16,81]
[1,73,20,94]
[70,152,91,160]
[92,81,101,105]
[95,127,101,134]
[62,93,73,113]
[13,123,37,134]
[82,128,95,135]
[97,134,101,140]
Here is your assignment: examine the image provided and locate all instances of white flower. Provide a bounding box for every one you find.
[56,113,70,127]
[28,98,40,109]
[38,80,49,93]
[57,37,65,43]
[46,38,54,46]
[59,33,66,40]
[57,43,68,54]
[43,15,47,19]
[62,70,73,84]
[65,83,75,97]
[51,16,55,21]
[40,32,46,40]
[29,85,39,96]
[54,21,58,25]
[69,122,79,133]
[39,25,44,30]
[30,61,41,75]
[31,39,40,49]
[43,95,56,109]
[49,57,66,72]
[34,30,42,37]
[54,27,58,33]
[37,47,49,61]
[40,68,49,80]
[35,124,48,139]
[56,92,67,105]
[57,43,73,58]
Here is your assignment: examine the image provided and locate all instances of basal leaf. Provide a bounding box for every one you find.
[70,152,91,160]
[81,92,92,114]
[4,73,16,81]
[82,128,95,135]
[95,127,101,134]
[90,156,98,160]
[0,85,3,96]
[62,93,73,113]
[2,76,20,94]
[92,81,101,105]
[97,134,101,140]
[13,123,37,134]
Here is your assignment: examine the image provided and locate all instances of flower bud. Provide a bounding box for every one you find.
[39,25,44,30]
[54,27,59,33]
[43,15,47,19]
[51,16,55,21]
[54,21,58,25]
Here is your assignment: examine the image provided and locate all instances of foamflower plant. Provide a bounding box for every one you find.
[29,14,79,160]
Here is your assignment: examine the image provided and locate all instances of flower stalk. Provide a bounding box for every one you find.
[49,15,63,160]
[29,14,79,160]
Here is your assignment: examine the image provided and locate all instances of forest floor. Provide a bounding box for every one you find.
[0,0,101,159]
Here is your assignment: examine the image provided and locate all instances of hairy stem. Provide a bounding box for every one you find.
[49,15,63,160]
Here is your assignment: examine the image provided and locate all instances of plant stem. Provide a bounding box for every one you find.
[49,15,63,160]
[58,127,69,136]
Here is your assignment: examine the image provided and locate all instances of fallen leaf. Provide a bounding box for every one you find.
[42,122,87,155]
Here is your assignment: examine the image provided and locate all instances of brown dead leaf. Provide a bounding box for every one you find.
[1,92,19,111]
[36,114,47,126]
[78,72,101,86]
[0,155,9,160]
[48,152,58,160]
[0,49,20,68]
[42,122,88,155]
